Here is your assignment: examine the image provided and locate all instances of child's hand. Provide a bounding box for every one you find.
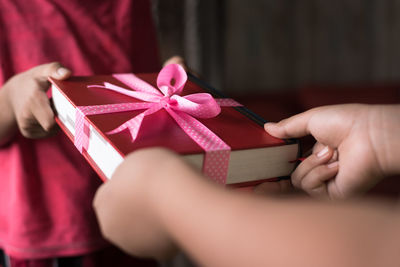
[265,104,400,199]
[2,62,71,139]
[163,55,187,70]
[93,148,183,259]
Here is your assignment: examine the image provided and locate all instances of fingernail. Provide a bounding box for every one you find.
[327,161,339,168]
[317,146,329,158]
[57,67,69,77]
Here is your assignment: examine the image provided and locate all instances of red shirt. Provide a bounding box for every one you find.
[0,0,160,258]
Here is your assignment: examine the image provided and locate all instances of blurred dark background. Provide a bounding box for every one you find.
[153,0,400,93]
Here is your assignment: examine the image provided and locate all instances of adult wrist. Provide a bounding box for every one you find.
[387,105,400,175]
[373,104,400,176]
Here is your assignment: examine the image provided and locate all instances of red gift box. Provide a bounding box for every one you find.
[49,67,298,185]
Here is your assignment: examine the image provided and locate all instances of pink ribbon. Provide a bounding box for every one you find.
[74,64,242,183]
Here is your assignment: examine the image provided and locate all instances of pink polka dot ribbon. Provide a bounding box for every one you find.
[74,64,242,184]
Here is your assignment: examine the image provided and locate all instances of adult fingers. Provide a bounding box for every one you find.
[291,146,335,189]
[313,142,339,163]
[312,142,326,154]
[264,108,319,139]
[299,162,339,198]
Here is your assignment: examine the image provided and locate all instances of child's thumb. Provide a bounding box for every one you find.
[30,62,71,84]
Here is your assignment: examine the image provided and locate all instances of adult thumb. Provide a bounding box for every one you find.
[264,109,318,139]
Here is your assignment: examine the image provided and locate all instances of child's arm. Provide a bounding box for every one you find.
[94,148,400,267]
[0,84,17,145]
[0,62,71,145]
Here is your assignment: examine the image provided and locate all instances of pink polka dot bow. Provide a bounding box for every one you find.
[74,64,242,183]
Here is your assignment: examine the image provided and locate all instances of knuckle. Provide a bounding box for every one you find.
[27,65,40,75]
[276,118,288,129]
[29,62,61,83]
[306,167,325,182]
[46,62,61,74]
[19,129,31,138]
[291,157,316,187]
[32,89,44,100]
[17,108,32,124]
[307,186,327,199]
[290,172,302,188]
[18,122,34,138]
[300,177,314,191]
[22,89,41,107]
[33,62,60,74]
[300,166,329,190]
[300,179,315,192]
[18,119,31,132]
[42,118,55,132]
[34,91,51,107]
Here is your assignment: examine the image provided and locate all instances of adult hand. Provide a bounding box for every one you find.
[264,104,400,199]
[2,62,71,139]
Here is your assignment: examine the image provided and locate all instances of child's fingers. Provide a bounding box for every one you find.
[30,91,55,132]
[163,56,186,69]
[298,162,339,198]
[30,62,71,88]
[291,146,334,189]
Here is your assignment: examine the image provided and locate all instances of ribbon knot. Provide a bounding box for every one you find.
[74,64,242,183]
[159,96,175,108]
